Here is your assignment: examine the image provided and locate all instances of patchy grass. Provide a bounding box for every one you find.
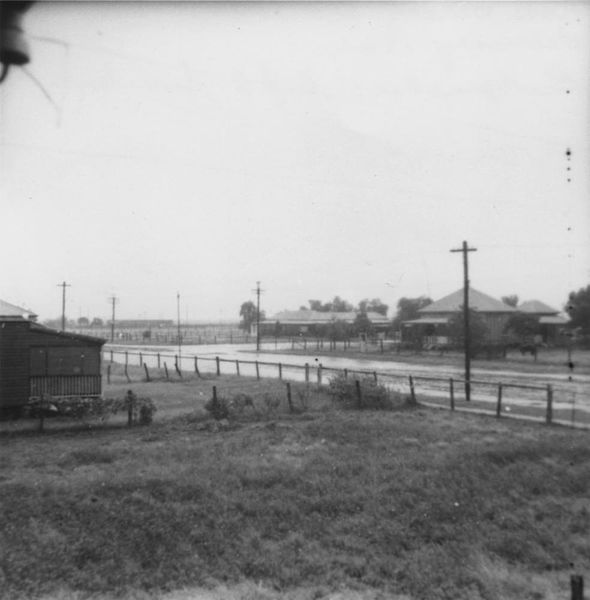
[1,375,589,600]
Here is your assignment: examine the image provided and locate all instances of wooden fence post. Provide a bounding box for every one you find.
[449,377,454,411]
[143,363,150,382]
[355,379,363,409]
[124,363,131,383]
[216,356,221,376]
[344,368,348,379]
[278,363,282,380]
[305,363,309,383]
[139,352,143,366]
[157,353,161,369]
[38,394,46,433]
[496,383,503,418]
[255,361,260,380]
[236,360,240,376]
[317,364,322,386]
[409,375,416,404]
[164,362,169,380]
[107,364,111,385]
[286,382,293,413]
[110,350,113,363]
[174,356,182,378]
[194,356,200,377]
[571,574,584,600]
[373,371,378,383]
[127,392,134,427]
[546,384,553,425]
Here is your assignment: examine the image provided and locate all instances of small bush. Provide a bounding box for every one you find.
[204,394,230,420]
[328,374,410,410]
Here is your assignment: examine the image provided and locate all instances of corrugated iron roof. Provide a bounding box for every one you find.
[419,287,517,314]
[0,299,37,320]
[518,300,558,315]
[29,322,107,344]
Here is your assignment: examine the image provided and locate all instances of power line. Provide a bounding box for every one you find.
[450,241,477,402]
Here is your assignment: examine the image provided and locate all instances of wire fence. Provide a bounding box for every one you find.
[104,349,589,430]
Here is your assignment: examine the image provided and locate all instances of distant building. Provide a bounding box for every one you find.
[403,288,569,346]
[258,310,391,337]
[404,287,516,343]
[517,300,569,343]
[0,300,105,415]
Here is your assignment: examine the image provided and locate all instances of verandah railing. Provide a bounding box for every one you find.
[30,375,102,398]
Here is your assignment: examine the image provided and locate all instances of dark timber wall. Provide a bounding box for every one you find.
[0,320,105,411]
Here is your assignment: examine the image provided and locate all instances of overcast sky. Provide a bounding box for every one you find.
[1,1,589,322]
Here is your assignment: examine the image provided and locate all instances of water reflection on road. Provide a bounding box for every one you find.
[110,341,588,387]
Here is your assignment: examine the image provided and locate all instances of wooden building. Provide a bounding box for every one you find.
[0,300,106,414]
[258,310,391,338]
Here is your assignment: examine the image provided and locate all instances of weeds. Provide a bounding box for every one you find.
[327,374,412,410]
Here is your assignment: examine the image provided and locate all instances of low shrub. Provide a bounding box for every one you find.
[327,374,411,410]
[204,394,230,420]
[25,392,156,425]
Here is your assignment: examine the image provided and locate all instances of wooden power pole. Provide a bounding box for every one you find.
[253,281,263,351]
[108,296,118,343]
[177,292,182,359]
[450,241,477,401]
[57,281,71,331]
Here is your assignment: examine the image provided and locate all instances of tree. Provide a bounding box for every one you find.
[325,319,352,341]
[565,285,590,334]
[352,312,374,337]
[91,317,104,327]
[501,295,519,308]
[503,313,540,340]
[77,317,89,326]
[239,301,264,333]
[358,298,388,316]
[308,297,354,312]
[392,296,433,329]
[447,309,489,351]
[331,296,354,312]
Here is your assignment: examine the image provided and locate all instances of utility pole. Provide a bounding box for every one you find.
[108,296,118,343]
[450,241,477,401]
[57,281,71,331]
[176,292,181,358]
[253,281,263,351]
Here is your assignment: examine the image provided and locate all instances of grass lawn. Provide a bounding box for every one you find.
[1,368,589,600]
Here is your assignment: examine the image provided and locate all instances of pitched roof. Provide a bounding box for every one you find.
[0,299,37,320]
[29,322,107,345]
[418,287,517,314]
[518,300,558,315]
